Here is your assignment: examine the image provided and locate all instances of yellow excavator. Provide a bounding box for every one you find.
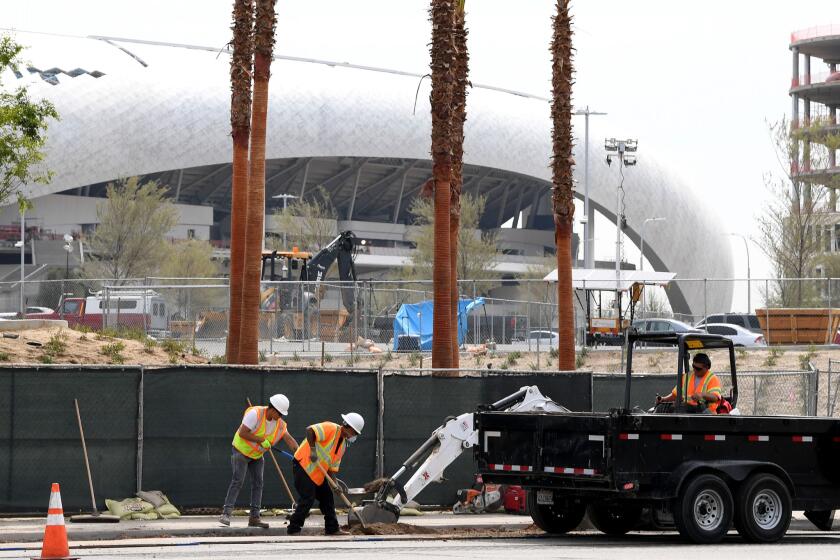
[259,230,359,340]
[197,231,359,340]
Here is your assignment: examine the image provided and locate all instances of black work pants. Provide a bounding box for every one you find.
[288,460,338,533]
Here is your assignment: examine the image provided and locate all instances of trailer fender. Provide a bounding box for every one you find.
[666,460,795,499]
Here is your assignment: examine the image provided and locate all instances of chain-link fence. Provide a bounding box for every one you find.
[9,276,840,352]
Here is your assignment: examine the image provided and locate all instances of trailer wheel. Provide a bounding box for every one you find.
[734,473,791,543]
[587,502,642,536]
[673,474,733,544]
[527,490,585,534]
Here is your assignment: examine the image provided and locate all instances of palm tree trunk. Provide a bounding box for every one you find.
[430,0,456,370]
[449,1,468,369]
[239,0,277,365]
[226,0,254,364]
[550,0,575,370]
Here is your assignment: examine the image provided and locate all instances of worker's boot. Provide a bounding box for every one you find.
[325,528,350,536]
[248,517,269,529]
[218,513,231,527]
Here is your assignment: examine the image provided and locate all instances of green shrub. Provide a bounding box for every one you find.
[101,341,126,364]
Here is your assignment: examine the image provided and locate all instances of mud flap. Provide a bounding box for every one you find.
[804,510,835,531]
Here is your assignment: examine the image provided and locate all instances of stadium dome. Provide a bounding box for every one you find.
[2,30,732,317]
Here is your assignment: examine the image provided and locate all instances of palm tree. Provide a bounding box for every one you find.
[430,0,457,370]
[550,0,576,370]
[239,0,277,365]
[225,0,254,364]
[449,0,468,368]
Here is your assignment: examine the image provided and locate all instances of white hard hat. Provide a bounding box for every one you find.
[269,394,289,415]
[341,412,364,435]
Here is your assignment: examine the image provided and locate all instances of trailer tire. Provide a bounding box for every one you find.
[527,490,585,534]
[734,473,791,543]
[587,502,642,536]
[673,474,733,544]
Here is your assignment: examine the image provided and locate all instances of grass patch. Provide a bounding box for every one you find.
[101,341,126,364]
[323,352,333,364]
[575,346,590,369]
[0,352,10,362]
[39,354,54,364]
[143,338,157,354]
[407,352,421,367]
[44,330,68,357]
[799,345,818,370]
[210,355,227,364]
[549,347,559,359]
[763,347,785,368]
[291,351,300,362]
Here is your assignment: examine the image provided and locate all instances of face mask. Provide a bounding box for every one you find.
[347,435,358,445]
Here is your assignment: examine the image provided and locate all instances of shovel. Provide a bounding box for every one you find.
[315,463,368,530]
[70,399,120,523]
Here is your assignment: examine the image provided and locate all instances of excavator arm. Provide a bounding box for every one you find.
[301,230,358,312]
[359,386,569,524]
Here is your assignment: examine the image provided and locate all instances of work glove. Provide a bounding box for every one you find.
[261,438,272,450]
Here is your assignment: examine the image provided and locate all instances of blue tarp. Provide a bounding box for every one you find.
[393,298,485,351]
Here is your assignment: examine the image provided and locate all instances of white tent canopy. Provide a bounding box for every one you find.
[543,268,676,292]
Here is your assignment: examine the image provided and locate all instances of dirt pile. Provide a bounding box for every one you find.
[0,327,209,365]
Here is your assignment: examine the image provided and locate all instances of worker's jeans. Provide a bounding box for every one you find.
[288,461,339,533]
[222,448,264,518]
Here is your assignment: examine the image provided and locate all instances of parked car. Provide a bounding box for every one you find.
[695,313,762,334]
[702,323,766,347]
[526,330,559,347]
[632,318,701,334]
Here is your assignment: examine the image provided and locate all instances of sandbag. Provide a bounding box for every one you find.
[129,511,160,520]
[155,503,180,518]
[136,490,169,508]
[105,498,155,519]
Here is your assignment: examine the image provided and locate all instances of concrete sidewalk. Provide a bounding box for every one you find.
[0,512,534,543]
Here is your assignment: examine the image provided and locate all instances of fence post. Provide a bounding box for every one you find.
[526,300,531,352]
[473,281,478,345]
[810,365,819,417]
[765,279,770,345]
[136,367,144,493]
[376,366,385,478]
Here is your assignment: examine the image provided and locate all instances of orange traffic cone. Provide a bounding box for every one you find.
[35,483,77,560]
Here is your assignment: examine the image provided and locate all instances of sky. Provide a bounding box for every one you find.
[4,0,839,293]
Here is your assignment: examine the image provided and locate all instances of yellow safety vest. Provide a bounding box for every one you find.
[293,421,346,485]
[232,406,286,460]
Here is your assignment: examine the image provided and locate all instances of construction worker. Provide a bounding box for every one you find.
[287,412,364,535]
[656,353,722,413]
[219,394,298,528]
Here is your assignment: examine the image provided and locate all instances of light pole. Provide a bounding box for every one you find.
[604,138,638,331]
[640,217,666,318]
[574,107,607,269]
[63,233,74,279]
[272,193,297,249]
[728,233,751,313]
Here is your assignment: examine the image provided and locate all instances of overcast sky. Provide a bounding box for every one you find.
[5,0,839,287]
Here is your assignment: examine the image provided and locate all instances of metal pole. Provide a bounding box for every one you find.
[615,157,622,333]
[19,208,24,316]
[574,107,606,270]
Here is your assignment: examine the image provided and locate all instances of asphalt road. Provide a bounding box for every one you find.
[4,532,840,560]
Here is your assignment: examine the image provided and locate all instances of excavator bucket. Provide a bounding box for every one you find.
[349,503,399,526]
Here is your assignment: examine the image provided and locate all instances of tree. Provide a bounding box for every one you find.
[160,239,222,318]
[550,0,576,370]
[239,0,278,365]
[84,177,179,282]
[429,0,456,369]
[0,35,59,204]
[225,0,255,364]
[756,117,837,307]
[161,239,220,279]
[404,193,498,283]
[269,186,338,253]
[449,0,469,367]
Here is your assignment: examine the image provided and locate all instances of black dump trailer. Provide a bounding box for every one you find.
[475,332,840,543]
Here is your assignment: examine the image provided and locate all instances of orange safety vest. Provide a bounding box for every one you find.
[231,406,286,459]
[671,371,722,412]
[294,421,346,485]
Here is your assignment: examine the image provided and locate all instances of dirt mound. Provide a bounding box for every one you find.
[0,327,210,365]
